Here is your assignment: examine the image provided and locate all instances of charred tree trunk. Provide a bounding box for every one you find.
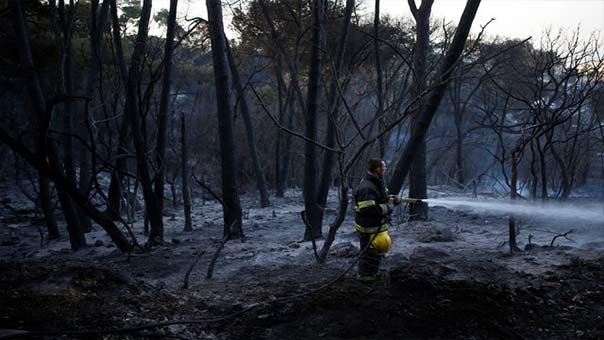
[107,0,132,219]
[274,57,285,195]
[454,106,465,188]
[79,0,110,233]
[407,0,433,221]
[388,0,482,194]
[181,112,192,232]
[508,150,521,253]
[374,0,386,158]
[3,133,133,252]
[50,148,87,249]
[550,142,571,200]
[225,38,270,208]
[277,86,296,197]
[536,136,548,200]
[154,0,178,215]
[529,139,538,200]
[317,0,354,208]
[303,0,324,241]
[49,0,86,245]
[124,0,165,244]
[318,155,349,263]
[39,175,60,239]
[8,0,130,251]
[207,0,243,239]
[106,117,130,219]
[78,143,93,232]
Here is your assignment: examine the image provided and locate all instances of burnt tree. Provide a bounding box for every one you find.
[406,0,433,221]
[303,0,324,241]
[317,0,354,208]
[225,38,271,208]
[6,0,131,252]
[154,0,178,216]
[207,0,243,239]
[388,0,482,194]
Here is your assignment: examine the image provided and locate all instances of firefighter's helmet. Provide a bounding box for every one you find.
[370,231,391,255]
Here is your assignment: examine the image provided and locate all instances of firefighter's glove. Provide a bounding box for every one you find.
[388,195,402,206]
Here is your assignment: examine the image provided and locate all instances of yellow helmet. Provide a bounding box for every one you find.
[370,231,391,255]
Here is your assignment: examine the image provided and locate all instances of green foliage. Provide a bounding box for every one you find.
[119,0,142,30]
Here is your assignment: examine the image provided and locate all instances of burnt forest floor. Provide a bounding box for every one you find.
[1,185,604,339]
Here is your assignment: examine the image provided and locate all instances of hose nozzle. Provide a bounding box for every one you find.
[388,195,423,205]
[399,197,423,204]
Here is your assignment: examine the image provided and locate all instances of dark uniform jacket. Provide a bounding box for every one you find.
[353,173,393,233]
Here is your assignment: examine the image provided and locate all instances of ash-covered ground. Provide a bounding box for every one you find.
[1,182,603,339]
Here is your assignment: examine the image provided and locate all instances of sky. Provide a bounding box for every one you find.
[151,0,604,44]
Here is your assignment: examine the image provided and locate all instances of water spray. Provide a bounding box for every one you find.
[420,197,604,225]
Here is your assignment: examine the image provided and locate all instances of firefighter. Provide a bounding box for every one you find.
[353,158,401,281]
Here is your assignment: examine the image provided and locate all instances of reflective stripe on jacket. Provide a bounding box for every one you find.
[353,173,393,233]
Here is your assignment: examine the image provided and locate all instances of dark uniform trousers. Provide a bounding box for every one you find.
[359,233,382,276]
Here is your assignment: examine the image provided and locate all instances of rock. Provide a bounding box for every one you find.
[172,238,181,244]
[94,240,104,247]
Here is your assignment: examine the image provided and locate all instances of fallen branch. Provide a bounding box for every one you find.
[206,232,230,280]
[550,229,574,247]
[182,249,207,289]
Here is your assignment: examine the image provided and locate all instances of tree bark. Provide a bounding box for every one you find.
[62,13,88,232]
[50,147,87,250]
[388,0,482,194]
[124,0,165,244]
[79,0,111,233]
[49,0,86,246]
[154,0,178,215]
[374,0,386,158]
[274,57,285,195]
[225,38,270,207]
[39,175,60,239]
[407,0,433,221]
[318,159,349,263]
[207,0,243,239]
[303,0,324,241]
[508,150,520,253]
[529,139,538,200]
[550,141,571,200]
[181,112,193,232]
[536,136,548,199]
[107,0,132,219]
[317,0,354,208]
[277,85,296,197]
